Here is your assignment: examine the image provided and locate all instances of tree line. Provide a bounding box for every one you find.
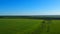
[0,16,60,20]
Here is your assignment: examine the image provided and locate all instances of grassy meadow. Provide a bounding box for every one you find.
[0,19,60,34]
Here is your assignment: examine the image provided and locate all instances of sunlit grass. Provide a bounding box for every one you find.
[0,19,60,34]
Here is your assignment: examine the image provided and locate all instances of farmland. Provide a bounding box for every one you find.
[0,19,60,34]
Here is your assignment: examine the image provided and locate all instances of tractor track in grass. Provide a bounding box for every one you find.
[31,20,50,34]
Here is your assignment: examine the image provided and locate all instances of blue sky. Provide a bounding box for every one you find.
[0,0,60,15]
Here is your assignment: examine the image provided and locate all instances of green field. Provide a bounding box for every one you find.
[0,19,60,34]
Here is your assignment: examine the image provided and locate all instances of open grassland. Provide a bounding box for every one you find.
[0,19,60,34]
[0,19,42,34]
